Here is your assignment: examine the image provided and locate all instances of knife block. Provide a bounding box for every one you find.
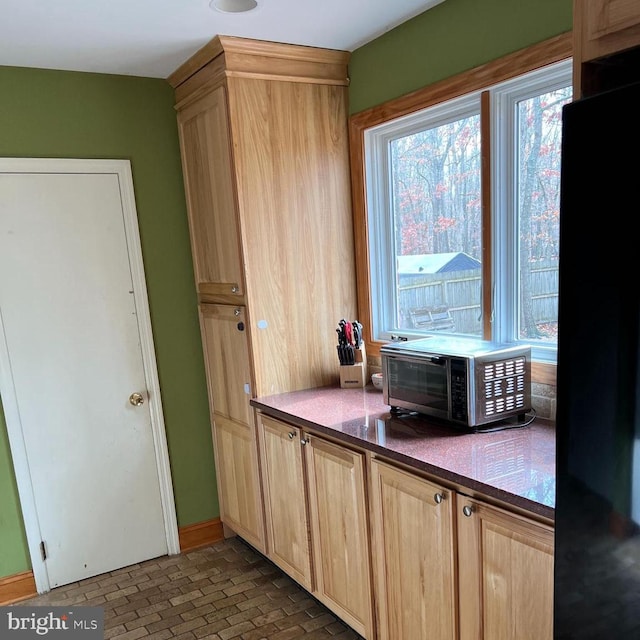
[339,345,367,389]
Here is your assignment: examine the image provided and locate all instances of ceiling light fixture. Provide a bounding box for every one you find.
[210,0,258,13]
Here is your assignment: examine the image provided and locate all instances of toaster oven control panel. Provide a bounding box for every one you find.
[450,358,468,423]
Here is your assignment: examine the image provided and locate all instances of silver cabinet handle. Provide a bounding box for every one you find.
[300,437,309,446]
[234,308,242,316]
[288,431,296,440]
[463,505,474,517]
[434,493,444,504]
[231,286,239,294]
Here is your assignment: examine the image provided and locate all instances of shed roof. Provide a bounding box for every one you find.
[397,252,481,274]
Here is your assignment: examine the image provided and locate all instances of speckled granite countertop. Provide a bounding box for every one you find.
[251,385,555,521]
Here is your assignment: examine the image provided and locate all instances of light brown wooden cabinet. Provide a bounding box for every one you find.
[369,459,457,640]
[170,36,358,548]
[199,304,265,551]
[257,413,375,639]
[177,87,245,304]
[574,0,640,95]
[575,0,640,62]
[370,457,553,640]
[257,415,313,590]
[306,433,374,638]
[457,496,554,640]
[171,35,357,397]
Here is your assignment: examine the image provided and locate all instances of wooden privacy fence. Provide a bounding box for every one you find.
[397,261,559,334]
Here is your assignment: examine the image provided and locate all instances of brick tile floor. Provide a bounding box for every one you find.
[20,537,364,640]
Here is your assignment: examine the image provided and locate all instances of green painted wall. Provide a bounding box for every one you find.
[348,0,573,114]
[0,66,218,578]
[0,401,30,576]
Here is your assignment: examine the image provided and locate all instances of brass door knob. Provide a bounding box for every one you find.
[129,392,145,406]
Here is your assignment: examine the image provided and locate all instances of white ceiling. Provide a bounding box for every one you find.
[0,0,444,80]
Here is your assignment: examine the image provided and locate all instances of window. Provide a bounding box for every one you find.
[355,50,572,365]
[366,94,484,339]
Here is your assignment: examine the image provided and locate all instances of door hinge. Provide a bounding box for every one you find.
[40,540,47,561]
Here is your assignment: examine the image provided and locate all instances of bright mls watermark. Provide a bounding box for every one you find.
[0,607,103,640]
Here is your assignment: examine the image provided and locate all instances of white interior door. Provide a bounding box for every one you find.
[0,159,178,591]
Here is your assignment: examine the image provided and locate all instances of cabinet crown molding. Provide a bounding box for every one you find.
[168,34,350,90]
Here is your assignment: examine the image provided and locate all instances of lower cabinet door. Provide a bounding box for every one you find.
[370,460,457,640]
[457,497,554,640]
[200,303,265,551]
[211,414,265,552]
[305,434,374,639]
[258,415,313,590]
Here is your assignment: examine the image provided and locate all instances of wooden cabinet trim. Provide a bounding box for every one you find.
[306,432,361,465]
[170,35,350,99]
[168,38,225,88]
[219,35,350,65]
[459,496,554,544]
[174,61,227,110]
[255,410,371,457]
[371,458,453,506]
[198,291,246,306]
[198,282,243,300]
[224,70,348,86]
[586,0,640,39]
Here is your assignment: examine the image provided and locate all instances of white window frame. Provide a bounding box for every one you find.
[492,58,572,362]
[364,58,572,363]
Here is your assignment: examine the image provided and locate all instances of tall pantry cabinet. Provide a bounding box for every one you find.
[168,36,358,549]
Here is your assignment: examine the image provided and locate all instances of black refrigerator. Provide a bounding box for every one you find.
[554,78,640,638]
